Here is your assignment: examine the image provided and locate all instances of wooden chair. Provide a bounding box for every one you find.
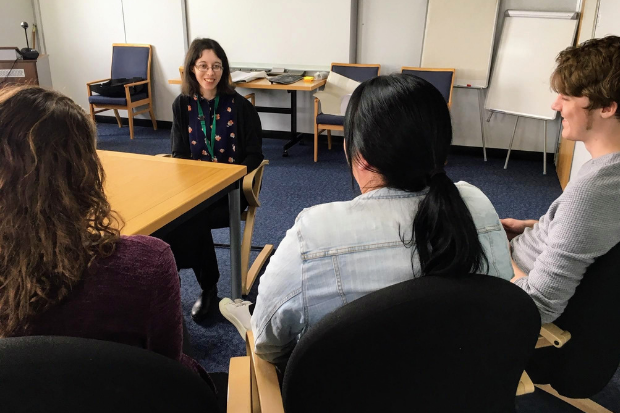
[519,242,620,413]
[313,63,381,162]
[178,66,255,105]
[87,44,157,140]
[229,275,540,412]
[401,67,456,108]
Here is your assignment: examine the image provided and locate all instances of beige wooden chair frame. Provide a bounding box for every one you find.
[87,43,157,140]
[400,66,456,109]
[313,63,381,162]
[518,324,612,413]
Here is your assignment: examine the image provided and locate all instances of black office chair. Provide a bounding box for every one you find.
[232,274,541,412]
[525,242,620,412]
[0,336,221,413]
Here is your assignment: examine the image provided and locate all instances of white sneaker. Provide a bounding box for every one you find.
[219,297,253,340]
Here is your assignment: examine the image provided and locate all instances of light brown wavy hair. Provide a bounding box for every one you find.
[551,35,620,119]
[0,85,121,337]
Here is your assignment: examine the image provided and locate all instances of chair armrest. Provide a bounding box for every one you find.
[314,97,320,118]
[538,323,571,348]
[86,78,111,86]
[228,356,251,413]
[123,80,149,88]
[516,371,535,396]
[243,160,269,207]
[246,331,284,413]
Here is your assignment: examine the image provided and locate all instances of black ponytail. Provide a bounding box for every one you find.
[345,74,488,277]
[412,173,487,276]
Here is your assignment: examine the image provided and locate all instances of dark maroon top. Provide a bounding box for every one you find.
[13,235,211,385]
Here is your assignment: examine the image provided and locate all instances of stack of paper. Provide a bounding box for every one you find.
[231,70,268,83]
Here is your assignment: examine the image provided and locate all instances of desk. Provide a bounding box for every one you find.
[168,77,327,156]
[99,150,247,298]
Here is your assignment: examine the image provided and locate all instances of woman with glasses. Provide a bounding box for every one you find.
[166,38,264,322]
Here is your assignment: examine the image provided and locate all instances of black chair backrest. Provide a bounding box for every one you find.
[332,64,380,83]
[402,69,454,104]
[111,45,150,80]
[282,274,541,413]
[533,242,620,398]
[0,336,219,413]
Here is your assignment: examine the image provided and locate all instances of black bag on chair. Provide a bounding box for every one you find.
[90,77,145,97]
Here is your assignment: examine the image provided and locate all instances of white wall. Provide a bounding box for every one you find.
[357,0,428,75]
[39,0,125,111]
[119,0,185,122]
[1,0,36,50]
[37,0,184,122]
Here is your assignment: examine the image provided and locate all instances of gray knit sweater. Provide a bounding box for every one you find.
[512,151,620,324]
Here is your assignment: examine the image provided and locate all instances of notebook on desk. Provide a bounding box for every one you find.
[231,70,267,83]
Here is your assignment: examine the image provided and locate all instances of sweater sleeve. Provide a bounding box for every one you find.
[237,94,264,173]
[513,179,620,324]
[147,244,211,383]
[171,95,191,159]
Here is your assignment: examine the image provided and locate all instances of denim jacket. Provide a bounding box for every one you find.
[251,182,513,364]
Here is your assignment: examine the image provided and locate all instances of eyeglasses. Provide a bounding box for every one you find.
[195,63,223,73]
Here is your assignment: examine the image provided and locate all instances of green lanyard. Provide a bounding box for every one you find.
[196,95,219,159]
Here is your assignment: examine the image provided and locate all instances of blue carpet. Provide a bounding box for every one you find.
[97,123,619,412]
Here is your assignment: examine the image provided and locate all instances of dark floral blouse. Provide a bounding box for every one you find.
[188,93,238,163]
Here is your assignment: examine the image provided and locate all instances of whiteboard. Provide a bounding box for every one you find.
[421,0,499,88]
[186,0,352,70]
[485,12,578,120]
[595,0,620,38]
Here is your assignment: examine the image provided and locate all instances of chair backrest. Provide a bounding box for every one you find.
[0,336,219,413]
[111,43,151,81]
[331,63,381,83]
[281,274,540,413]
[533,242,620,398]
[401,67,456,108]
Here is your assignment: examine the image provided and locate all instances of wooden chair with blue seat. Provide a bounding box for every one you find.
[401,67,456,109]
[86,43,157,140]
[229,274,541,413]
[518,242,620,413]
[313,63,381,162]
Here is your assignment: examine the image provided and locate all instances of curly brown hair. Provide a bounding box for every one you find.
[0,85,122,337]
[551,35,620,119]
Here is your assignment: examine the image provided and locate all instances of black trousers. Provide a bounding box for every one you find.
[161,192,248,292]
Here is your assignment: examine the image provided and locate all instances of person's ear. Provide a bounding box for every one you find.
[601,101,618,119]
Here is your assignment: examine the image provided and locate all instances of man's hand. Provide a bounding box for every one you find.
[501,218,538,241]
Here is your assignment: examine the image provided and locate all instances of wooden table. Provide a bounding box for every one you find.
[168,76,327,156]
[99,150,247,298]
